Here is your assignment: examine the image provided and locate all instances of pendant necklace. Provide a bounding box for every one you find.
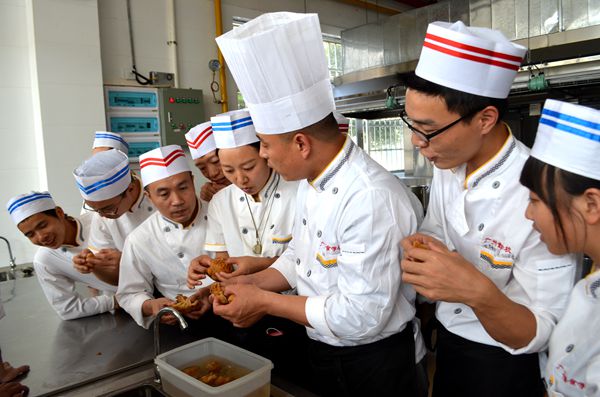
[244,178,279,255]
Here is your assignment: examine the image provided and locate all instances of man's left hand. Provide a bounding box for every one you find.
[212,284,268,327]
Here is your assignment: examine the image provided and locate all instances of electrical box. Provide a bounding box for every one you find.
[104,86,204,163]
[157,88,204,147]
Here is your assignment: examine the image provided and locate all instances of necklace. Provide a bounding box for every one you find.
[244,175,279,255]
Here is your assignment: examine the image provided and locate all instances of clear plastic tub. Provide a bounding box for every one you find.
[155,337,273,397]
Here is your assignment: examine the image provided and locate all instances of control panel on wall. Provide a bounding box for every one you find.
[158,88,204,147]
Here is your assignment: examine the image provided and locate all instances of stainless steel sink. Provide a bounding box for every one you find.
[101,383,167,397]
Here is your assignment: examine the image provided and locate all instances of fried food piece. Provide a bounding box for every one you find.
[206,360,222,373]
[182,365,203,378]
[210,283,234,305]
[85,252,95,261]
[171,294,202,314]
[206,257,234,279]
[200,372,234,387]
[412,240,429,250]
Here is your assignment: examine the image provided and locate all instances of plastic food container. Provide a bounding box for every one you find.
[155,337,273,397]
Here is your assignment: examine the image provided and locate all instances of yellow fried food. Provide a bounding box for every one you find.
[206,258,234,279]
[171,294,202,313]
[210,283,234,305]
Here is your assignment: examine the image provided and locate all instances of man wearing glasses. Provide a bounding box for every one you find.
[399,22,577,396]
[72,150,155,285]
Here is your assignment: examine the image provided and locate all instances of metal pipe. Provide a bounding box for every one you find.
[0,236,16,270]
[166,0,179,88]
[153,307,188,383]
[214,0,228,112]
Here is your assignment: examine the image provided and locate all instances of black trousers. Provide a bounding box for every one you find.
[308,325,417,397]
[432,324,545,397]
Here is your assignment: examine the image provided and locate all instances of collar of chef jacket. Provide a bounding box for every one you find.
[446,128,519,236]
[159,198,204,230]
[128,175,148,213]
[59,214,89,249]
[244,170,281,203]
[309,136,354,193]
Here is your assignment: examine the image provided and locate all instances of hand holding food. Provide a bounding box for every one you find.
[206,258,234,280]
[210,282,234,304]
[170,294,203,314]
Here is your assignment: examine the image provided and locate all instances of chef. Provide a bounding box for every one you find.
[116,145,212,328]
[399,21,577,396]
[91,131,129,155]
[6,191,117,320]
[519,100,600,397]
[187,109,298,284]
[213,12,423,396]
[72,150,155,284]
[185,121,230,202]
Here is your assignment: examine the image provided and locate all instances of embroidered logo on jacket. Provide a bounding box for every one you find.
[479,237,514,269]
[316,242,339,268]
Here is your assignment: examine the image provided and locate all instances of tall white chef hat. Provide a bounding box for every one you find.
[531,99,600,180]
[139,145,191,187]
[7,191,56,225]
[211,109,260,149]
[92,131,130,154]
[74,150,131,201]
[185,122,216,160]
[334,111,349,134]
[216,12,335,134]
[415,21,527,99]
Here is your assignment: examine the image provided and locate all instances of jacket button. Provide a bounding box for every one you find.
[204,215,208,220]
[164,227,171,233]
[317,231,322,237]
[478,223,484,231]
[270,224,275,229]
[296,258,300,265]
[302,218,307,225]
[147,206,153,212]
[332,187,338,194]
[242,228,248,234]
[275,193,280,199]
[307,270,311,277]
[177,252,184,258]
[492,181,500,189]
[454,308,462,314]
[566,344,574,353]
[239,196,244,202]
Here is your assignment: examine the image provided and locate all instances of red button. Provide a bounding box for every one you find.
[169,97,175,103]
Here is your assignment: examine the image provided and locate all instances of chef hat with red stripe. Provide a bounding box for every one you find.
[139,145,191,187]
[415,21,527,99]
[334,111,349,135]
[185,122,216,160]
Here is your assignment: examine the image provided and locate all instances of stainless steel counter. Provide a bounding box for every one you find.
[0,276,198,396]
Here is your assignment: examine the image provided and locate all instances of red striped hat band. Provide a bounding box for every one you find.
[140,149,185,169]
[187,127,213,149]
[424,33,521,71]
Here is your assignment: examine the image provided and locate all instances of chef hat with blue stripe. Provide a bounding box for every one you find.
[92,131,129,155]
[531,99,600,180]
[73,149,131,201]
[6,191,56,225]
[211,110,259,149]
[185,122,216,160]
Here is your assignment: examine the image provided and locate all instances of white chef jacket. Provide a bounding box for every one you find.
[88,177,156,251]
[545,271,600,397]
[32,212,117,320]
[116,200,212,328]
[204,172,298,257]
[272,137,423,346]
[421,132,576,354]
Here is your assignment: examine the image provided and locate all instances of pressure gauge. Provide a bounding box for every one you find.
[208,59,221,72]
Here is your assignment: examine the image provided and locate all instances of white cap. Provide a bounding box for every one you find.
[92,131,129,154]
[415,21,527,99]
[7,191,56,225]
[139,145,191,187]
[334,111,349,134]
[74,150,131,201]
[216,12,334,134]
[211,110,260,149]
[531,99,600,180]
[185,122,216,160]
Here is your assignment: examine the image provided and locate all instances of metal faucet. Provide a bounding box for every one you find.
[153,307,188,384]
[0,236,17,271]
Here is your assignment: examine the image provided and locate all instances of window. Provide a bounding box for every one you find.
[323,35,343,80]
[348,118,405,172]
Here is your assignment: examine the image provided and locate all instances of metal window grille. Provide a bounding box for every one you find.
[348,118,405,172]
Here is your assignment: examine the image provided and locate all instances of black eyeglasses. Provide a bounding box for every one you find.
[400,109,479,143]
[83,191,127,216]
